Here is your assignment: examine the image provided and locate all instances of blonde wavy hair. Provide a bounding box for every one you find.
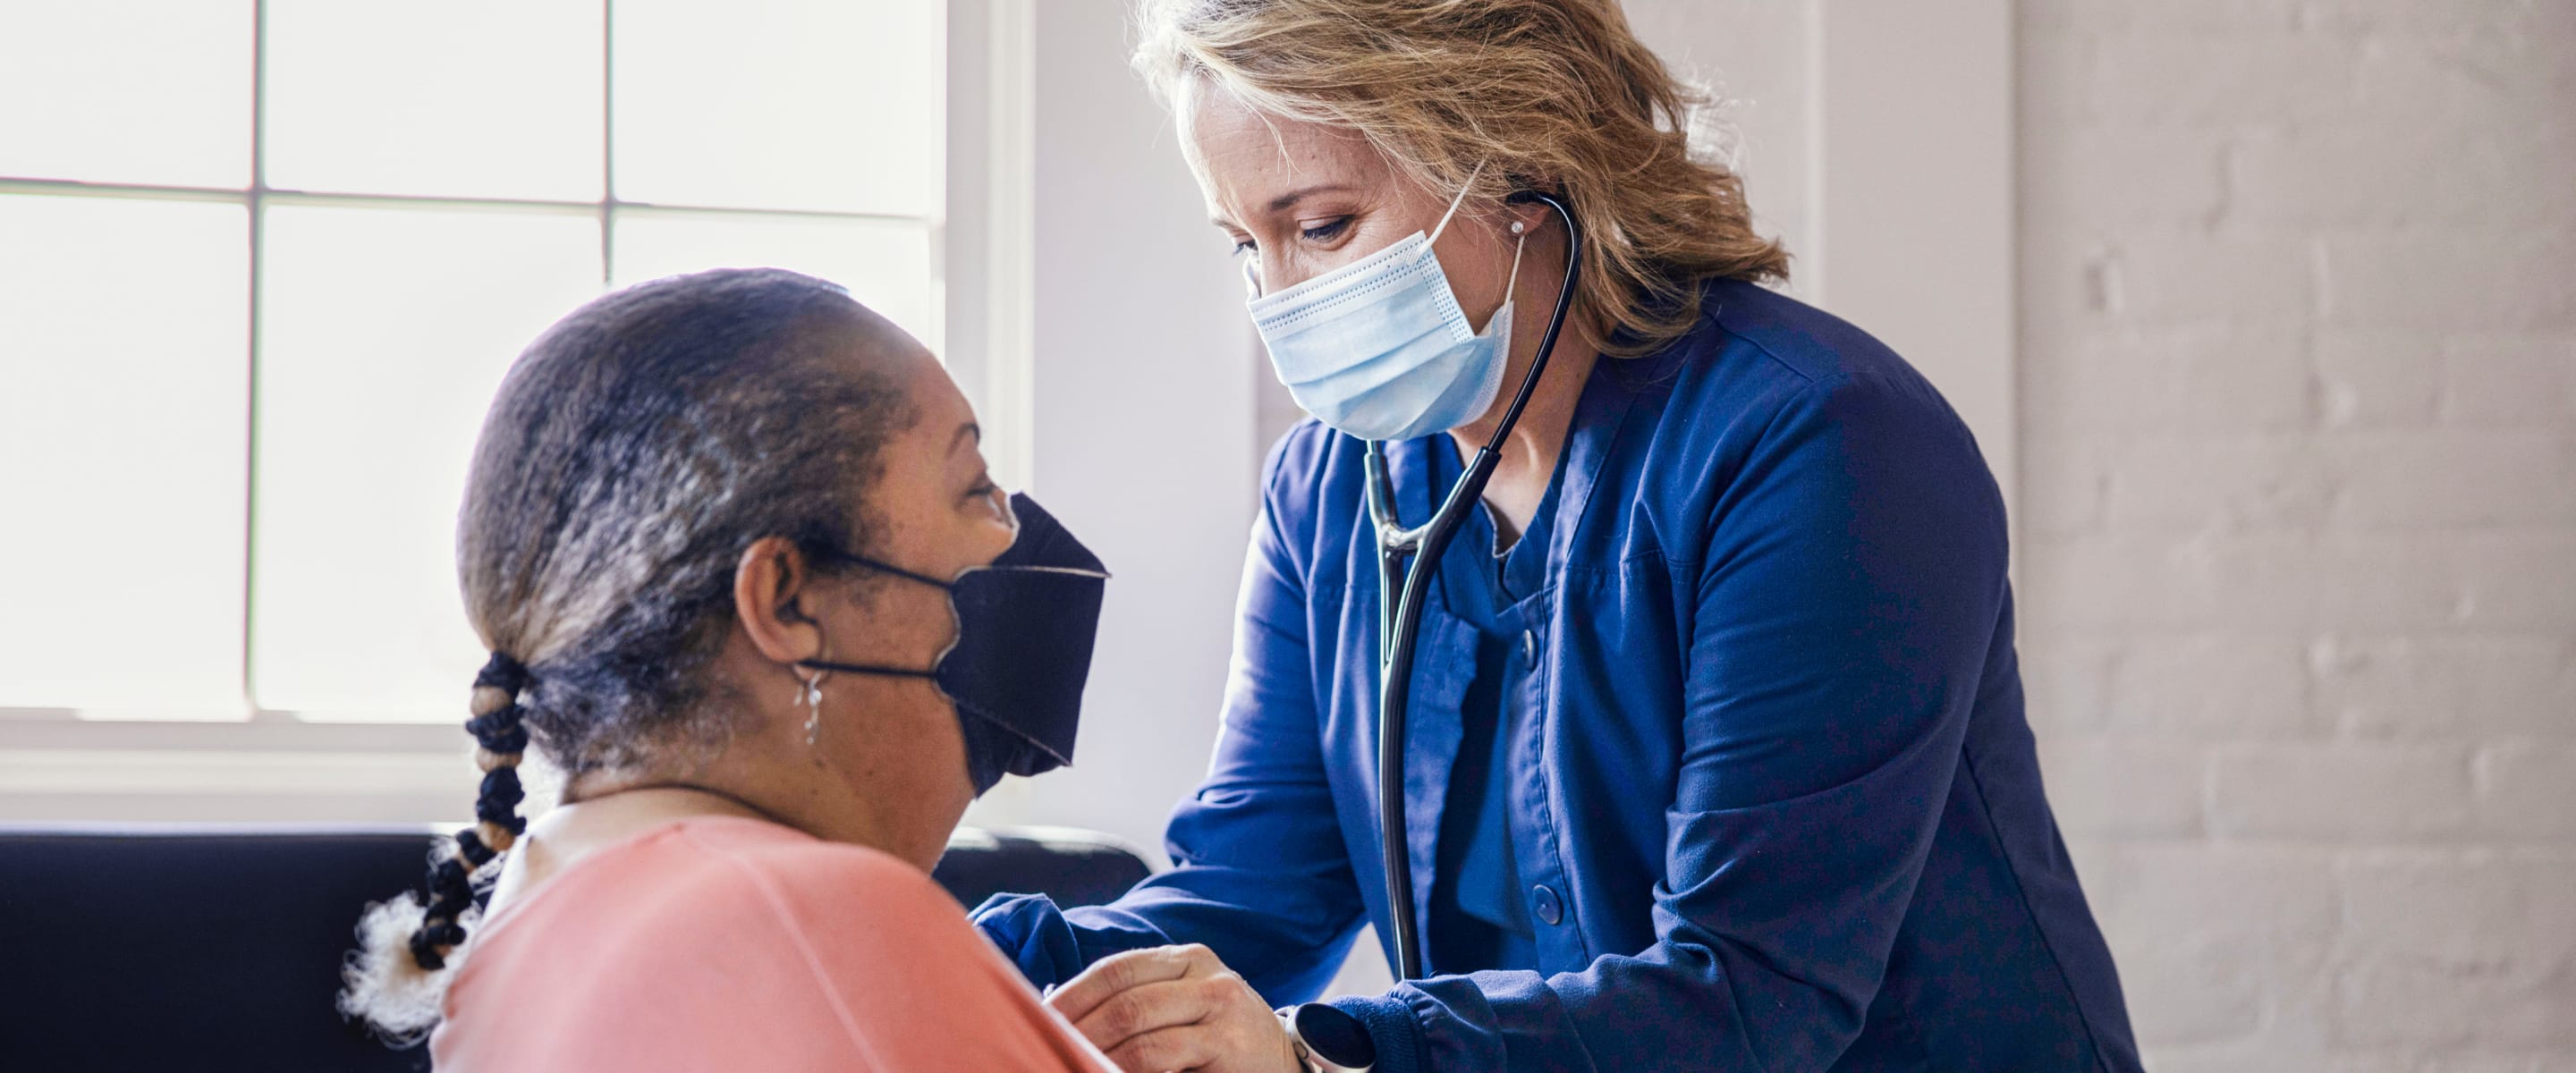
[1135,0,1790,356]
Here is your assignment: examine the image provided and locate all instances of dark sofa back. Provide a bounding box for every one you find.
[0,824,1151,1072]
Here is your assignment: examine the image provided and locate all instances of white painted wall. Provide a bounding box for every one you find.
[1815,0,2018,518]
[2017,1,2576,1067]
[1620,0,1820,283]
[1637,0,2019,521]
[966,0,1259,859]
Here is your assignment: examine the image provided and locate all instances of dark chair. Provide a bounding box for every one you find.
[0,823,1153,1072]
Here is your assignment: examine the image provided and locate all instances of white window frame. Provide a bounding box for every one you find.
[0,0,1038,824]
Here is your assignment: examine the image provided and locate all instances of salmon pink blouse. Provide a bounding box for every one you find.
[432,815,1114,1071]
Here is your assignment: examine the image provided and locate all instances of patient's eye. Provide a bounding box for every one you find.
[963,475,1009,525]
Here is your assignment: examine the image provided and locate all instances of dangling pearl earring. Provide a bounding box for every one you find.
[800,673,825,748]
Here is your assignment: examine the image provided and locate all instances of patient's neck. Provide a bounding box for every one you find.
[493,669,967,916]
[488,763,902,917]
[557,759,900,858]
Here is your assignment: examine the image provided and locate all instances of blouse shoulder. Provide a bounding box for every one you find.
[662,818,967,942]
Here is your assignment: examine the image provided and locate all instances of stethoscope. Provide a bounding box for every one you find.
[1361,189,1583,981]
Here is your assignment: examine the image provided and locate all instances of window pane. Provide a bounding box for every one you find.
[253,205,602,721]
[262,0,604,201]
[0,1,254,188]
[612,212,937,349]
[0,195,250,716]
[613,0,941,215]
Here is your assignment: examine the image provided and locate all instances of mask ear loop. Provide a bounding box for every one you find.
[1432,161,1521,334]
[1427,159,1489,246]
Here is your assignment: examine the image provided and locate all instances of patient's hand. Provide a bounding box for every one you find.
[1046,943,1300,1073]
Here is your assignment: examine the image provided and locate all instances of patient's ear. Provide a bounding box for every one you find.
[733,536,822,664]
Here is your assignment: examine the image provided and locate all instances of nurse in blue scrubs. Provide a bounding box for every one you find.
[978,3,2141,1071]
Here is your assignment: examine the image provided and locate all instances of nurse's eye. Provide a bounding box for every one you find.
[1230,238,1256,257]
[1301,217,1351,243]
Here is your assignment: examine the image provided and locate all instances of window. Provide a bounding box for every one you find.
[0,1,950,743]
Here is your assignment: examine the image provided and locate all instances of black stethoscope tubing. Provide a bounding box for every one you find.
[1363,189,1583,982]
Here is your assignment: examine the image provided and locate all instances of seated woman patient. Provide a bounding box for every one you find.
[340,267,1116,1071]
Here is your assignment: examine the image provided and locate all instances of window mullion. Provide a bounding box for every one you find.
[242,0,269,719]
[601,0,616,286]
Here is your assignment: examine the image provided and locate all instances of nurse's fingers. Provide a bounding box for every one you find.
[1099,1023,1224,1073]
[1045,943,1216,1025]
[1051,946,1297,1073]
[1069,976,1232,1056]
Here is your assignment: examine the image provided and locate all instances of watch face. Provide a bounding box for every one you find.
[1293,1003,1377,1068]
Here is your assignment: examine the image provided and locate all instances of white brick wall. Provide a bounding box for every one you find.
[2018,1,2576,1069]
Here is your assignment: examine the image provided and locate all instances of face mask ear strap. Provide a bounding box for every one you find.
[812,548,954,591]
[1427,158,1489,246]
[1501,224,1528,309]
[801,657,937,680]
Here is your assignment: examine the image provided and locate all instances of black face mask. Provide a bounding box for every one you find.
[801,493,1108,794]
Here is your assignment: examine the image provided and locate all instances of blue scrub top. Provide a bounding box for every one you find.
[1424,437,1563,974]
[977,279,2141,1072]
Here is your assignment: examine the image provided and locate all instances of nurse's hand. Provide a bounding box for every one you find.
[1045,943,1301,1073]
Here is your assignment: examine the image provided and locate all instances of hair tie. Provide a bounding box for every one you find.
[411,651,536,972]
[421,856,471,907]
[463,708,531,754]
[472,651,530,695]
[474,767,529,833]
[425,891,473,925]
[454,828,496,867]
[468,653,533,751]
[428,858,470,893]
[410,929,451,971]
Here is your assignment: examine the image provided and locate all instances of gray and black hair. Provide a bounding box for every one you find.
[341,267,917,1041]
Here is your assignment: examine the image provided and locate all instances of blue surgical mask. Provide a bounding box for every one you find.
[1248,168,1526,442]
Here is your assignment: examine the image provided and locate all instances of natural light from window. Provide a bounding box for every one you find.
[0,0,944,724]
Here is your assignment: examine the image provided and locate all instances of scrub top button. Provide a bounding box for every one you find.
[1531,883,1563,925]
[1521,629,1538,662]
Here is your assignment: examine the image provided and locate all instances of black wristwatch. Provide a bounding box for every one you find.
[1278,1002,1377,1072]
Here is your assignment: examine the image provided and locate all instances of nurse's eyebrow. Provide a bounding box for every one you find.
[1208,184,1360,229]
[951,422,980,453]
[1267,184,1359,214]
[1269,184,1356,212]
